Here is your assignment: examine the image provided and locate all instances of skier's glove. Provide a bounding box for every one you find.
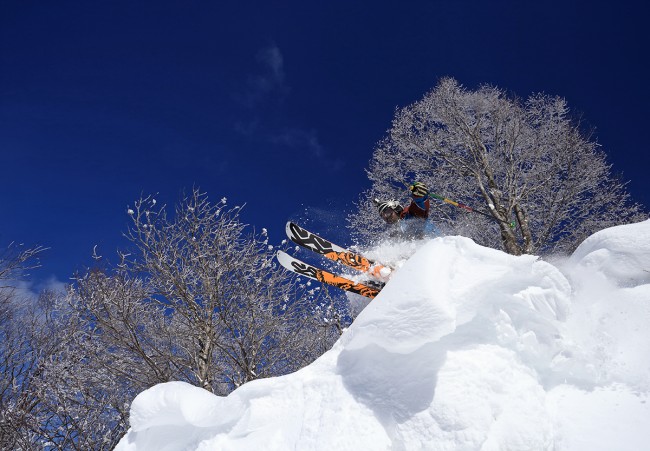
[409,182,429,197]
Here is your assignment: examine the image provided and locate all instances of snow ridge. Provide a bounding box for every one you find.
[116,221,650,451]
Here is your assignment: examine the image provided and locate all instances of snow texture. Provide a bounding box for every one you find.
[115,220,650,451]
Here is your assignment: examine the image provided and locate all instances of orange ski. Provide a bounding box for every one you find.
[277,251,382,299]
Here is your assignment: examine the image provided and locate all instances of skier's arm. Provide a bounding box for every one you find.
[411,195,428,210]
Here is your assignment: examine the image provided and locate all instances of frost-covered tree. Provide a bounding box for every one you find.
[0,291,36,450]
[0,278,147,451]
[350,77,646,255]
[120,189,338,393]
[36,260,344,448]
[1,190,348,449]
[0,244,52,450]
[19,274,173,450]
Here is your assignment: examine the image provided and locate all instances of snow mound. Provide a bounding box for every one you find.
[569,219,650,287]
[116,221,650,451]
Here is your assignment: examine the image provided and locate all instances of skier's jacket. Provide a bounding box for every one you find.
[400,196,430,220]
[396,195,439,238]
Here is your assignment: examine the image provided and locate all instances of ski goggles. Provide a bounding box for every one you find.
[381,209,399,223]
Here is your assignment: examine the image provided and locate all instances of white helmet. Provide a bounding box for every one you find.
[375,199,403,224]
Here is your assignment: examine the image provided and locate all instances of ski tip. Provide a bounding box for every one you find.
[276,250,292,268]
[285,221,306,244]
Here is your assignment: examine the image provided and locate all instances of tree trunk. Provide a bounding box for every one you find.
[514,203,534,254]
[197,328,213,391]
[499,222,522,255]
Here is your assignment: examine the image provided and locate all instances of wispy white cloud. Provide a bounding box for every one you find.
[237,43,290,107]
[233,44,342,170]
[234,118,260,136]
[271,128,323,158]
[4,275,67,305]
[255,45,285,91]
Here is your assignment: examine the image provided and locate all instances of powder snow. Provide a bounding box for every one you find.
[115,220,650,451]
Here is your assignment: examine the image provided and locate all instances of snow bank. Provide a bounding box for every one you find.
[569,219,650,287]
[115,221,650,451]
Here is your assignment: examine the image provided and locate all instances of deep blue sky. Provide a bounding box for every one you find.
[2,0,648,286]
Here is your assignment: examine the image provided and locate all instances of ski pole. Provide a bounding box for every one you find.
[428,192,515,228]
[428,193,492,218]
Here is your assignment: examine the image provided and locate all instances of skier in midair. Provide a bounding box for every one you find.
[375,182,439,238]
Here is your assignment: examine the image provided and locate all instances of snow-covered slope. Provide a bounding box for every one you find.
[115,221,650,451]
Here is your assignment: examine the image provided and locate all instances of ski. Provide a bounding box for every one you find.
[277,250,383,299]
[285,222,392,280]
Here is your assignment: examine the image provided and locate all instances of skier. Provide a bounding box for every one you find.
[375,182,438,238]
